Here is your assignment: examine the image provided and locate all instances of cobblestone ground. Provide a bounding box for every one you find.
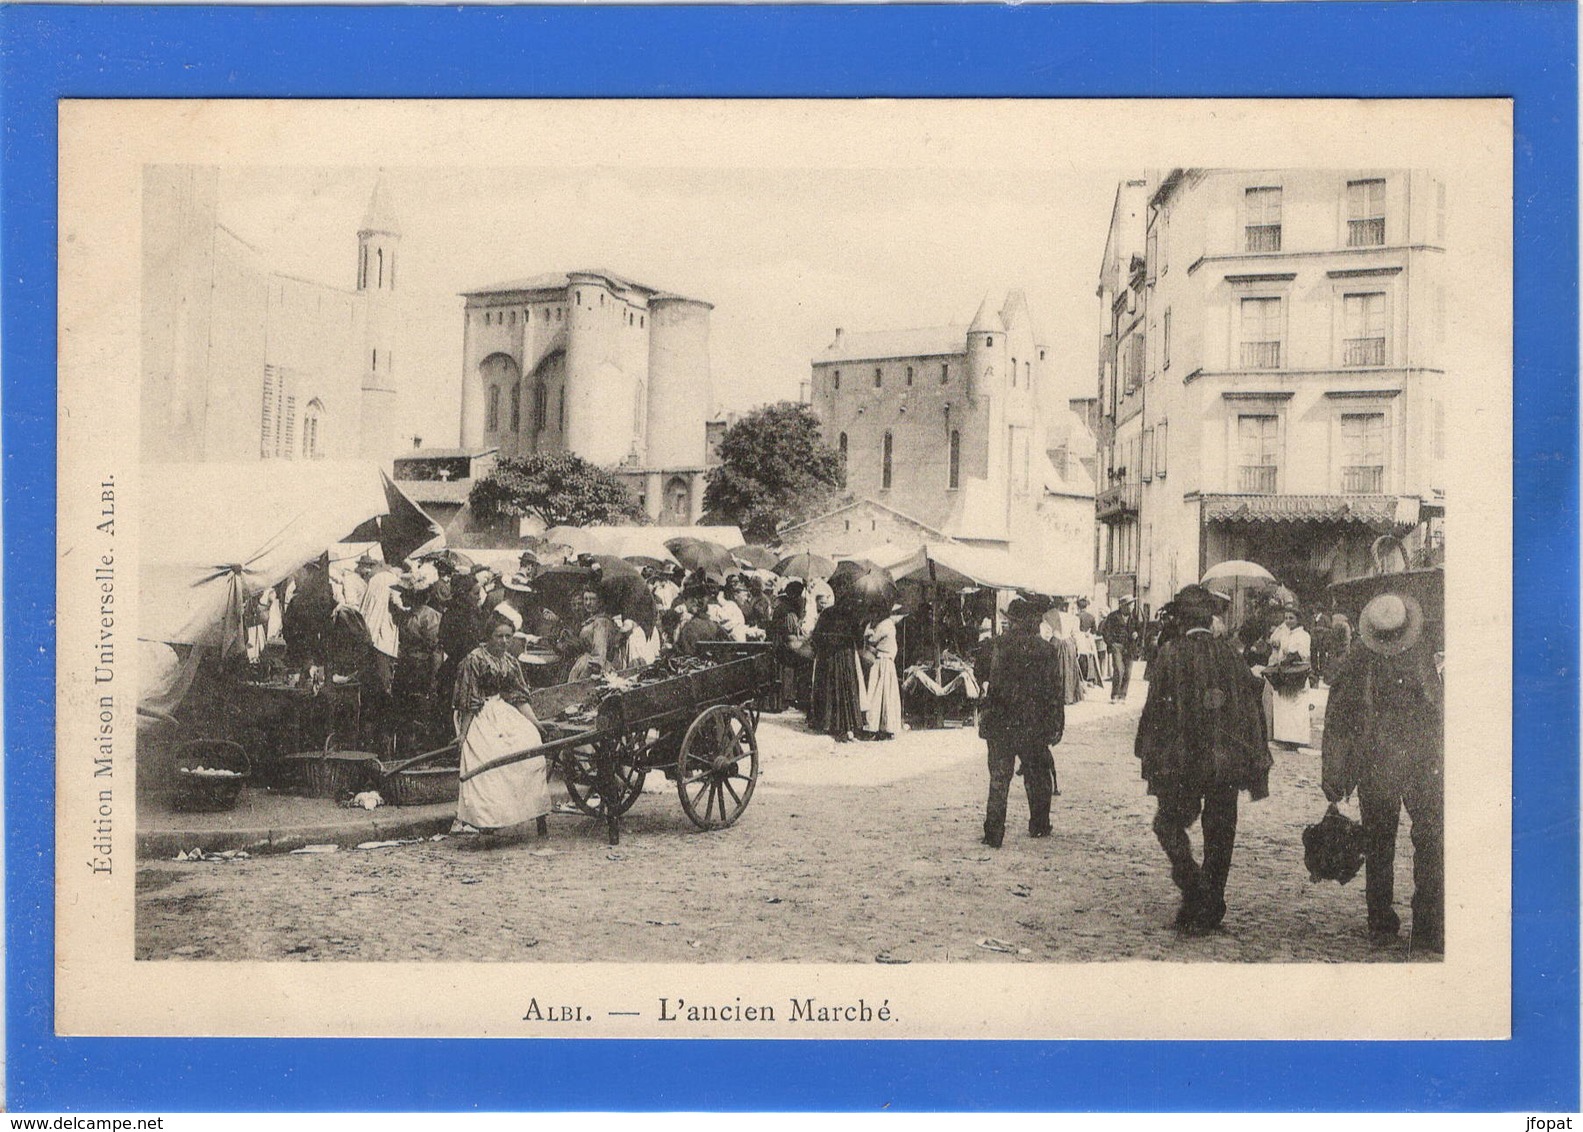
[136,681,1431,963]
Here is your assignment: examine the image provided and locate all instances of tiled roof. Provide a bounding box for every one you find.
[397,447,496,460]
[394,480,474,505]
[816,325,968,364]
[1200,494,1408,527]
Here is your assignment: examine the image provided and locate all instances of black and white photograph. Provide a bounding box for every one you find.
[55,99,1510,1040]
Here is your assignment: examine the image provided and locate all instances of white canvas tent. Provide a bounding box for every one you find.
[138,462,440,729]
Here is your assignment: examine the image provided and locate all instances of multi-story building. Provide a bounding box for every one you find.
[1095,169,1447,614]
[800,291,1096,584]
[141,167,403,464]
[456,269,714,525]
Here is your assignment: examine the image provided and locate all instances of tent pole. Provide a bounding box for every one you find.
[929,558,941,682]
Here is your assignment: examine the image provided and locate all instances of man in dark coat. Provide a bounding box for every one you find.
[973,598,1067,847]
[1321,591,1443,953]
[1101,595,1141,702]
[1135,584,1271,933]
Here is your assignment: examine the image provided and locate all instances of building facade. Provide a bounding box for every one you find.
[141,167,403,465]
[1095,168,1447,614]
[806,291,1096,587]
[457,270,714,525]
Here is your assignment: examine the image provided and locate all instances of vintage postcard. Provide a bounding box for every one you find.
[55,98,1510,1040]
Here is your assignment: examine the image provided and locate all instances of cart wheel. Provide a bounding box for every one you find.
[563,728,647,818]
[676,705,759,831]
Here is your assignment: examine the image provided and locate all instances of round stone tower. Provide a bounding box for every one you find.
[645,296,713,469]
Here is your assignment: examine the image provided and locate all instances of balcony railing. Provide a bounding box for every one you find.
[1347,217,1386,247]
[1341,465,1384,494]
[1343,336,1386,367]
[1096,481,1142,518]
[1245,225,1282,252]
[1239,340,1282,369]
[1238,464,1278,493]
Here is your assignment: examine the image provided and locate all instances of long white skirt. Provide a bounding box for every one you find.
[863,658,903,734]
[457,696,550,831]
[1265,681,1312,746]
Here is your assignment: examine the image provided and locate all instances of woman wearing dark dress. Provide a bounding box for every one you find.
[808,598,864,742]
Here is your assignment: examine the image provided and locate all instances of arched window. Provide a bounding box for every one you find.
[664,476,690,521]
[486,385,500,432]
[534,382,548,431]
[906,366,914,386]
[882,431,894,489]
[874,367,883,388]
[948,430,961,489]
[376,248,384,289]
[941,363,950,384]
[1012,357,1018,386]
[510,381,521,432]
[359,246,367,290]
[833,369,841,390]
[838,432,848,467]
[985,336,993,347]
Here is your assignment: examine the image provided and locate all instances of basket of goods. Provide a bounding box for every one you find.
[1264,660,1312,694]
[172,739,251,812]
[376,743,462,807]
[275,736,382,799]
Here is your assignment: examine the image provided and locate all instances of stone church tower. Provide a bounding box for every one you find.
[357,175,401,460]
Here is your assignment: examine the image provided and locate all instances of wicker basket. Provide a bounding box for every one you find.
[380,763,460,807]
[275,737,382,798]
[172,740,251,813]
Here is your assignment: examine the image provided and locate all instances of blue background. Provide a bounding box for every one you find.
[3,1,1576,1113]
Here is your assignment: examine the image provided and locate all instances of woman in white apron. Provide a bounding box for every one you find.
[1263,607,1313,746]
[861,611,904,740]
[452,615,551,836]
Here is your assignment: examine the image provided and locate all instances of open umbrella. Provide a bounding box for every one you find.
[1201,559,1279,631]
[665,536,738,577]
[731,544,779,570]
[1200,559,1276,587]
[534,561,656,634]
[774,550,836,580]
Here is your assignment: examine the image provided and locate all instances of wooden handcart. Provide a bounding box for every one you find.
[395,648,778,846]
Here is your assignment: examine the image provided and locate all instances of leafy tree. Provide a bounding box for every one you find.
[470,453,646,530]
[703,402,845,544]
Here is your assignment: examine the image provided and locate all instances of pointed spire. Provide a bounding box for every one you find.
[967,294,1004,334]
[360,173,401,236]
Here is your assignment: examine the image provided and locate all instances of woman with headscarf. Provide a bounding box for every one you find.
[808,589,864,743]
[860,607,904,740]
[452,613,551,838]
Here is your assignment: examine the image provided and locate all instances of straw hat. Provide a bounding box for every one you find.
[501,571,536,593]
[1358,593,1424,656]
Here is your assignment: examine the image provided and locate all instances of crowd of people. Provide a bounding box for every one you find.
[249,543,1442,953]
[972,579,1444,954]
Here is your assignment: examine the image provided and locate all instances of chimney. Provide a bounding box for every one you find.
[834,328,844,340]
[412,436,422,449]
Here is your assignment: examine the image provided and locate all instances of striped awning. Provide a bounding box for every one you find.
[1200,494,1411,527]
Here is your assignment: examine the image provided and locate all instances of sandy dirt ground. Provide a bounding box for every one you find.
[136,682,1432,963]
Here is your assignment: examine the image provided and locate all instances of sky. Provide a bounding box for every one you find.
[215,165,1120,448]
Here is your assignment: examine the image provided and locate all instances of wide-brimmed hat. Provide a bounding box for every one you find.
[1117,594,1135,606]
[501,571,536,593]
[1075,596,1089,607]
[355,553,380,568]
[1358,592,1424,656]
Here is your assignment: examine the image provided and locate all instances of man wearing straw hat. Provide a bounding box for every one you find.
[974,597,1066,847]
[1321,591,1443,953]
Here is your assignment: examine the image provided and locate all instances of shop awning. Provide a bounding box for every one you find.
[1200,494,1413,528]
